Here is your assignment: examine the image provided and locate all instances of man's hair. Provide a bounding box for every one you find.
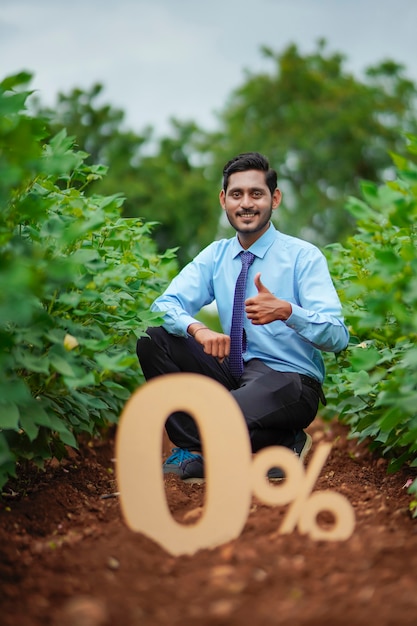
[222,152,277,195]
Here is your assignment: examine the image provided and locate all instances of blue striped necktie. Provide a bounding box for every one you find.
[229,251,255,380]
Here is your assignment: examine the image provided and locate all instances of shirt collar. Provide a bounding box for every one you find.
[231,222,277,259]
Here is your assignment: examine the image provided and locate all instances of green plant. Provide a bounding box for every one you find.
[0,73,176,488]
[323,134,417,511]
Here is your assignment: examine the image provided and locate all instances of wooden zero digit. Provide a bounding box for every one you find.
[116,373,253,556]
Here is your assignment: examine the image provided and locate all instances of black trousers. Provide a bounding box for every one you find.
[136,327,320,453]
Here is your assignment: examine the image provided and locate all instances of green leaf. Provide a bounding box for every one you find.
[103,380,131,399]
[81,395,109,409]
[0,432,15,467]
[63,371,96,389]
[30,402,53,427]
[348,345,381,372]
[70,248,101,266]
[94,352,137,372]
[19,413,39,441]
[345,370,374,396]
[0,402,20,429]
[48,352,80,377]
[378,406,403,431]
[14,350,50,374]
[0,72,33,93]
[58,428,77,447]
[0,90,30,115]
[374,249,403,272]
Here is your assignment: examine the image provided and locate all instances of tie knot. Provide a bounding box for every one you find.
[240,251,255,267]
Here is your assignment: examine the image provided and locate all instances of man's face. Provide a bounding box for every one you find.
[219,169,281,245]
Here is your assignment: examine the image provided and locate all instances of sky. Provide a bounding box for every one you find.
[1,0,417,137]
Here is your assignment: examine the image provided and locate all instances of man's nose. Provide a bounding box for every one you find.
[240,194,254,208]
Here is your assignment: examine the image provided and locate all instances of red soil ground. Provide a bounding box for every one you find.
[1,418,416,626]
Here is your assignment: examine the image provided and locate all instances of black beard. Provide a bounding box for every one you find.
[226,206,273,235]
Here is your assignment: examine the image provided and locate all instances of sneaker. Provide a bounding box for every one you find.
[179,455,205,484]
[163,448,201,475]
[267,431,312,481]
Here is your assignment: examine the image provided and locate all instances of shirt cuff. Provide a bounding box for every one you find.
[162,313,200,338]
[284,303,309,333]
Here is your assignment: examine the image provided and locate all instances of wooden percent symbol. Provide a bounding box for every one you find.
[116,373,355,556]
[251,443,355,541]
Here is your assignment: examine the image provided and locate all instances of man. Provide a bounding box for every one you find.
[136,152,349,482]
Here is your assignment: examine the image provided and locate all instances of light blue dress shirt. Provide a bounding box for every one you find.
[151,223,349,383]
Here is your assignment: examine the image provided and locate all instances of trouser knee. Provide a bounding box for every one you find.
[136,326,171,366]
[136,327,157,363]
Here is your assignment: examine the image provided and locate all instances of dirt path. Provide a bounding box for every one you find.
[1,418,416,626]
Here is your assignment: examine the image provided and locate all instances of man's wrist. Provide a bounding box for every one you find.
[193,327,208,336]
[188,323,208,338]
[282,302,292,320]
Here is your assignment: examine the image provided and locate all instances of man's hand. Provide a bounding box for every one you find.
[245,273,292,325]
[188,324,230,361]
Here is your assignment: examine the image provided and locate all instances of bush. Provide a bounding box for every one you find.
[323,134,417,515]
[0,73,176,488]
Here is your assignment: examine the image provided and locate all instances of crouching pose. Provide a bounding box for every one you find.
[136,152,349,482]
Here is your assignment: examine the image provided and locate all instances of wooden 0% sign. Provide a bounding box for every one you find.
[116,373,355,556]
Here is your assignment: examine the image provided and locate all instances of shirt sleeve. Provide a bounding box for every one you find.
[151,246,216,337]
[283,247,349,353]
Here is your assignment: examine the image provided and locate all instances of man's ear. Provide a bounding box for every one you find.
[219,189,226,210]
[272,188,282,210]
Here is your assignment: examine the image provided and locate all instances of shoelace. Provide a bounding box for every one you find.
[164,447,198,465]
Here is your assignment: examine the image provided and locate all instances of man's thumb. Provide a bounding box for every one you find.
[254,272,269,292]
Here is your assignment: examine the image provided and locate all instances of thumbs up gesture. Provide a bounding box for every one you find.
[245,273,292,325]
[254,273,270,295]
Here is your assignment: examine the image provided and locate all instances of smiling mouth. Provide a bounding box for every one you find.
[239,211,257,218]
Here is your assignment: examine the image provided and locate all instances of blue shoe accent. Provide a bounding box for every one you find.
[163,448,201,475]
